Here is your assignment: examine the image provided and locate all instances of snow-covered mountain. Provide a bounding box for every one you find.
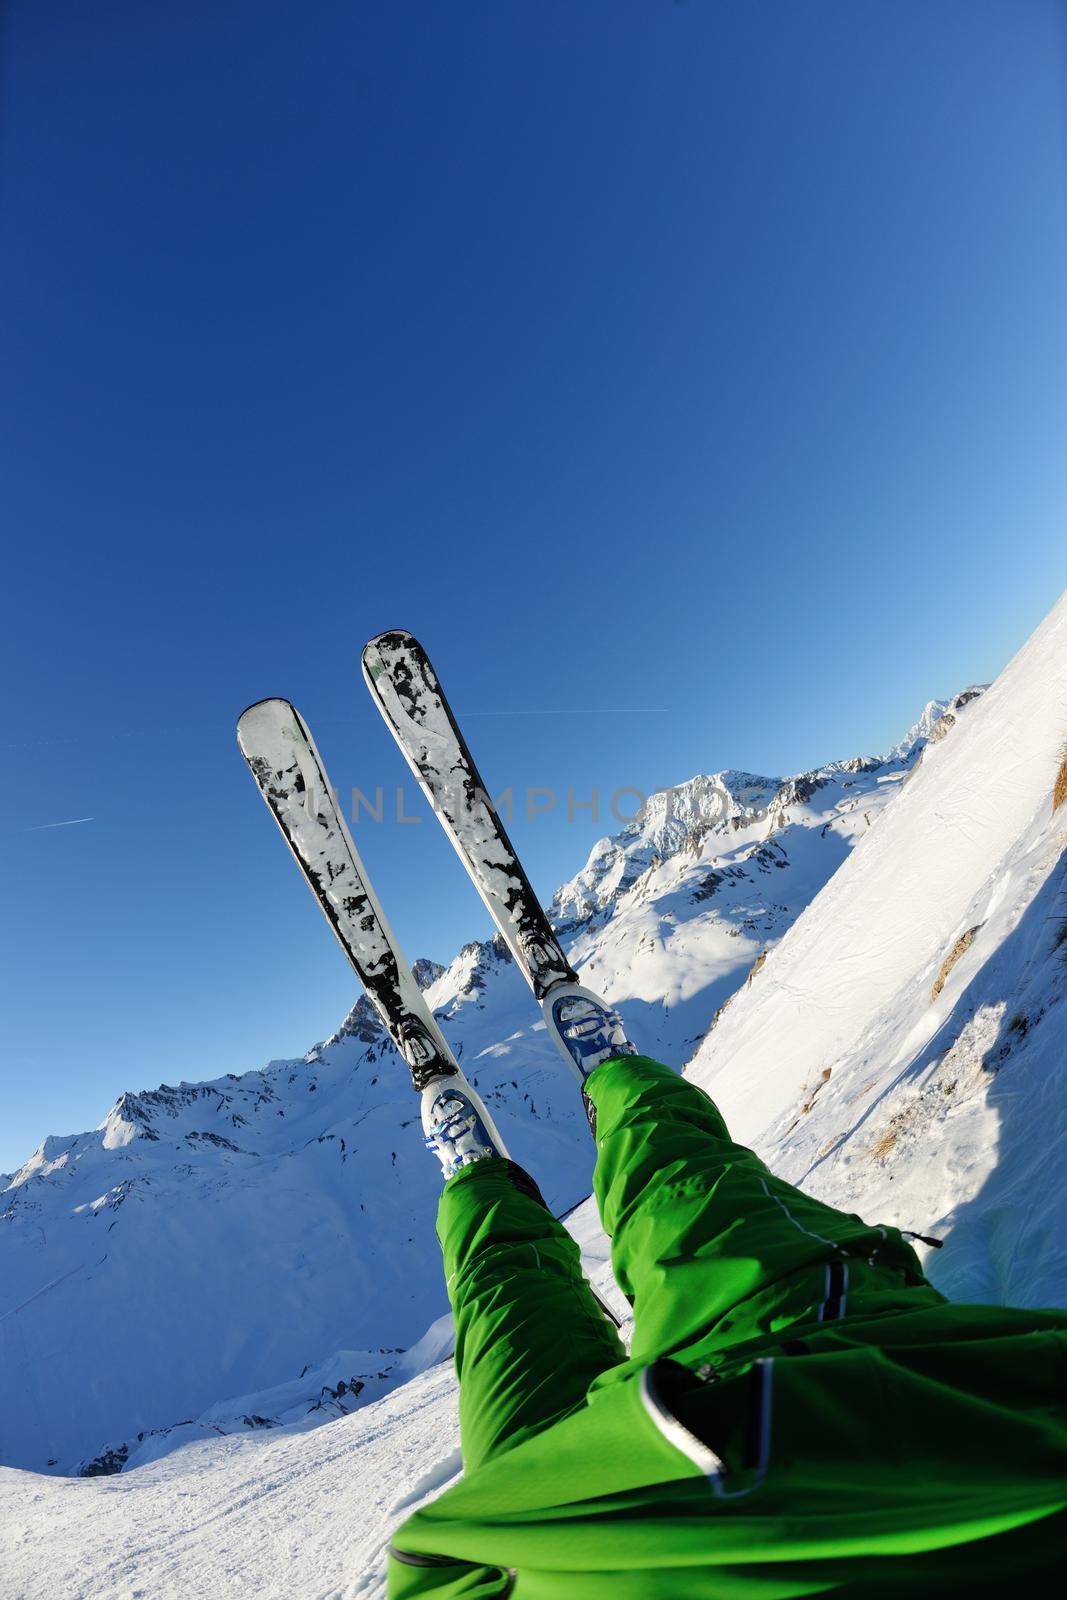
[0,692,979,1481]
[1,596,1065,1599]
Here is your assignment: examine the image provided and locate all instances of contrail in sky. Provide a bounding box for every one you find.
[23,817,95,831]
[460,708,670,717]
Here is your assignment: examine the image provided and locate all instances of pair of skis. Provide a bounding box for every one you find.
[236,631,582,1098]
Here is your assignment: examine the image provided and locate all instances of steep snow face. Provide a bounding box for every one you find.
[0,689,975,1477]
[690,597,1067,1309]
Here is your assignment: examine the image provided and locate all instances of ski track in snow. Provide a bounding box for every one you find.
[0,1228,630,1600]
[0,1363,462,1600]
[3,596,1066,1596]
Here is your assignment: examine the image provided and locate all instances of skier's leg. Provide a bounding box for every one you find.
[584,1054,943,1369]
[437,1157,626,1472]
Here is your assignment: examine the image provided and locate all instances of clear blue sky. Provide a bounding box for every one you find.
[2,0,1065,1172]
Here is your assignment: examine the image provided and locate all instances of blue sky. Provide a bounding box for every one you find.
[2,0,1065,1172]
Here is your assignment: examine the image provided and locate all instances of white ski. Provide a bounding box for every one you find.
[361,631,579,1001]
[236,697,460,1091]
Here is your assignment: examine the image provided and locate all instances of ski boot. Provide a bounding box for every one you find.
[541,982,638,1085]
[421,1075,509,1179]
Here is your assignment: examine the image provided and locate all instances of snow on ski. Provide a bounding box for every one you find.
[361,631,578,1001]
[236,697,459,1090]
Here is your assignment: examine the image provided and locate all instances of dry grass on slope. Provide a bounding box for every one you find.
[931,925,983,1002]
[1053,748,1067,813]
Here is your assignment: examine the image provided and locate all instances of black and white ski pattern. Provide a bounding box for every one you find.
[236,698,458,1090]
[361,633,577,1001]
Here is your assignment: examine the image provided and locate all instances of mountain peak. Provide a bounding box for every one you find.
[888,684,986,758]
[316,957,447,1054]
[101,1092,161,1148]
[411,957,446,990]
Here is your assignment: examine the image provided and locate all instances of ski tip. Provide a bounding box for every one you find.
[362,629,420,668]
[361,631,427,696]
[236,697,301,746]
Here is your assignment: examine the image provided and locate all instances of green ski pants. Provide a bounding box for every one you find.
[438,1055,942,1473]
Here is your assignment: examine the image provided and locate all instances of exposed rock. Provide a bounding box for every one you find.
[411,957,446,990]
[78,1442,129,1478]
[322,995,385,1049]
[930,686,987,743]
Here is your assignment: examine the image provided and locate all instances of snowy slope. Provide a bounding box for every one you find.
[689,593,1067,1310]
[0,1360,469,1600]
